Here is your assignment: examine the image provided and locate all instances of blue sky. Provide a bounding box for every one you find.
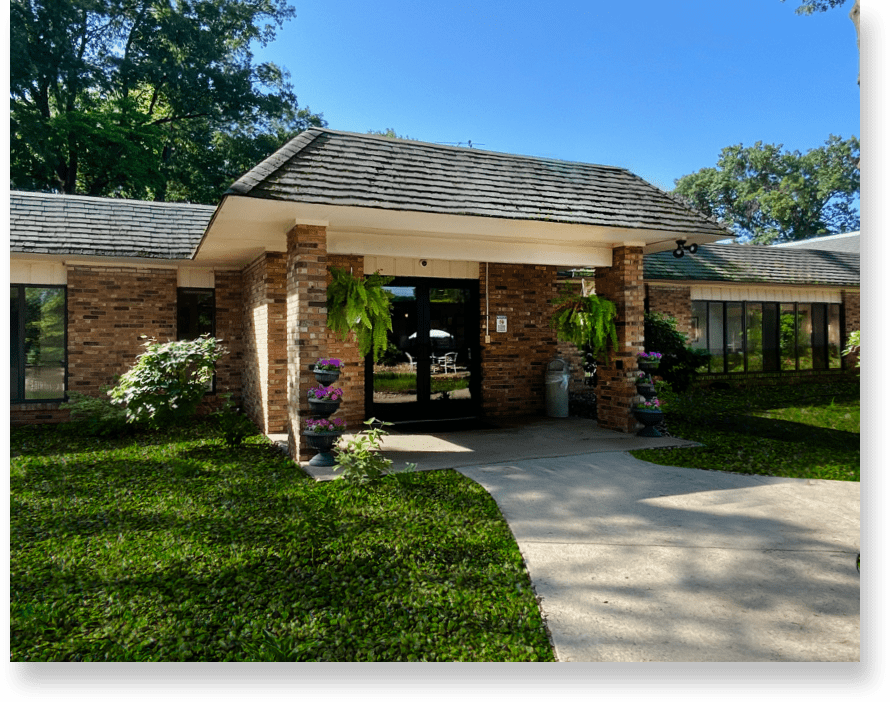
[254,0,861,193]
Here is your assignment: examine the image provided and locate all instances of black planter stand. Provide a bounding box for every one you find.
[635,358,662,436]
[306,363,344,465]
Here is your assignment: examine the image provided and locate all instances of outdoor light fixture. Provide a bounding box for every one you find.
[673,240,699,258]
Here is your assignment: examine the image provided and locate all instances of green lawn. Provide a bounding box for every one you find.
[630,379,860,482]
[10,421,554,662]
[374,371,469,395]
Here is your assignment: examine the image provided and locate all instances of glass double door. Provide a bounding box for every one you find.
[367,278,480,422]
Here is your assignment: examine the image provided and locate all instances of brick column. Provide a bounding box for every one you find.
[595,246,645,432]
[286,225,329,461]
[325,255,366,429]
[841,288,860,370]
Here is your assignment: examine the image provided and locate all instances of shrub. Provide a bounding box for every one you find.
[644,312,709,392]
[333,418,416,486]
[213,394,256,447]
[109,335,226,429]
[66,389,136,437]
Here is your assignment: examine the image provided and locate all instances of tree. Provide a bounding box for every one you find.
[10,0,325,203]
[672,135,859,244]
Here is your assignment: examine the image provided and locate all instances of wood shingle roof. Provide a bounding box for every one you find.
[227,128,730,237]
[9,191,214,260]
[644,243,860,287]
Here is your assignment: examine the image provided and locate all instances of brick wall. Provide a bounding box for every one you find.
[479,263,561,417]
[67,266,179,396]
[325,255,366,429]
[241,253,288,433]
[12,264,245,427]
[595,247,645,432]
[286,225,330,461]
[212,270,244,407]
[646,284,692,337]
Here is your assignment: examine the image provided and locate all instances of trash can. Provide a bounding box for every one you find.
[544,357,571,418]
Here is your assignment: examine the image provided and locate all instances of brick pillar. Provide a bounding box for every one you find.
[286,225,329,461]
[595,246,645,432]
[325,255,366,429]
[841,288,860,370]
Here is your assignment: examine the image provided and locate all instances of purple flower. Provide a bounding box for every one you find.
[307,385,343,401]
[314,358,342,371]
[638,352,663,361]
[305,417,346,433]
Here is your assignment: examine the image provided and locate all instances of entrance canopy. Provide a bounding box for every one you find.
[195,129,732,268]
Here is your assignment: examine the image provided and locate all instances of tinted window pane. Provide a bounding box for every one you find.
[780,303,797,370]
[812,304,827,370]
[797,304,813,370]
[746,303,763,372]
[11,287,21,400]
[177,289,214,340]
[690,301,709,371]
[23,287,66,400]
[726,303,744,372]
[828,305,842,369]
[762,303,780,372]
[708,302,724,373]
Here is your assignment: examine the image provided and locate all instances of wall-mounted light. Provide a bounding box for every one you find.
[673,240,699,258]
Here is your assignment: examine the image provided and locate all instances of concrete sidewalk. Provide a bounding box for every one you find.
[296,415,702,480]
[458,452,860,662]
[287,416,859,661]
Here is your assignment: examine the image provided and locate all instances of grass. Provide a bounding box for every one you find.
[374,372,470,395]
[630,379,860,482]
[10,421,554,662]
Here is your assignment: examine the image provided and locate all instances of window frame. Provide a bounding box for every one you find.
[693,299,845,376]
[11,283,68,404]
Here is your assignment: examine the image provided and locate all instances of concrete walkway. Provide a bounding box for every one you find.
[287,416,860,662]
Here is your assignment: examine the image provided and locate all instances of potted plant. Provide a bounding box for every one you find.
[326,267,395,363]
[303,417,347,466]
[307,384,343,417]
[635,371,657,400]
[313,358,342,386]
[637,351,663,372]
[549,285,619,364]
[632,397,664,437]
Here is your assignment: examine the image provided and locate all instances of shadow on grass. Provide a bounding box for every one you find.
[703,414,859,451]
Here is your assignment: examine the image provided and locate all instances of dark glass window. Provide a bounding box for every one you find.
[11,285,67,402]
[695,300,842,375]
[177,288,215,340]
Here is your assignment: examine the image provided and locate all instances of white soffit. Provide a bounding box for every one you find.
[195,195,726,268]
[364,256,480,279]
[10,259,67,285]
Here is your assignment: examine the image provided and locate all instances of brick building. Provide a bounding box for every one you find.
[11,128,737,459]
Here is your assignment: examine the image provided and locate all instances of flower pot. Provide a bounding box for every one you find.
[638,360,660,372]
[308,397,342,418]
[313,368,341,387]
[636,383,657,400]
[303,431,344,466]
[632,408,664,437]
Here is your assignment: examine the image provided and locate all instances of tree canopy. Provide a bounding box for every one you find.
[10,0,325,203]
[672,135,860,244]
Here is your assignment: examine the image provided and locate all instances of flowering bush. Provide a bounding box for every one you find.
[638,352,663,362]
[314,358,342,371]
[307,385,343,401]
[305,417,346,433]
[634,398,663,411]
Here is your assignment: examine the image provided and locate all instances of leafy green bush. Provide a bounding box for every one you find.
[66,389,137,437]
[333,418,416,485]
[644,312,709,391]
[109,335,226,429]
[213,394,256,447]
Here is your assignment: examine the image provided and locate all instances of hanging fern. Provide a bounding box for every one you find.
[550,283,619,362]
[326,267,395,362]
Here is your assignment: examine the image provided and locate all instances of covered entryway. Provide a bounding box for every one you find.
[366,277,481,423]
